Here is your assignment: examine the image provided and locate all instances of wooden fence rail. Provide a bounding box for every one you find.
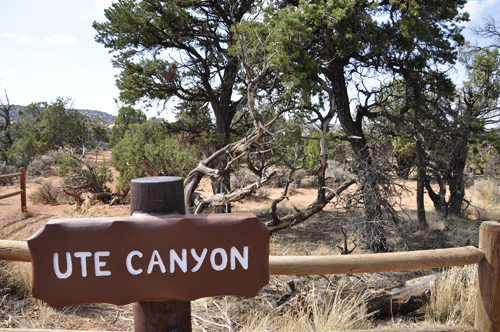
[0,167,27,212]
[0,241,485,274]
[1,221,499,332]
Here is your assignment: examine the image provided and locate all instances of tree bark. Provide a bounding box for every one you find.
[415,134,428,228]
[448,136,467,215]
[326,59,388,252]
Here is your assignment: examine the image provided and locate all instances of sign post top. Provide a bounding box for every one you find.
[130,176,185,215]
[131,176,182,184]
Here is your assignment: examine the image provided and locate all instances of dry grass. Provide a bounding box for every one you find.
[68,200,104,218]
[29,177,45,185]
[0,261,133,330]
[190,278,375,332]
[469,179,500,221]
[28,180,60,205]
[1,260,479,331]
[398,209,447,231]
[0,261,61,329]
[424,265,477,327]
[241,288,373,331]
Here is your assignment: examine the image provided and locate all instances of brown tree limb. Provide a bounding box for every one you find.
[267,178,357,233]
[193,170,284,214]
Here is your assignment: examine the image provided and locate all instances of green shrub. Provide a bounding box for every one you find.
[112,118,199,192]
[55,153,80,177]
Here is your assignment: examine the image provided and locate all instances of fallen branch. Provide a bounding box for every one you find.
[364,273,440,316]
[194,170,284,213]
[267,178,357,232]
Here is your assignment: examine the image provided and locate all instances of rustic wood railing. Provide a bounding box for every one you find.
[1,221,499,331]
[0,167,27,212]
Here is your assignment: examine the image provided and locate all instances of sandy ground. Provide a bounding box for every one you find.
[0,151,129,240]
[0,150,472,241]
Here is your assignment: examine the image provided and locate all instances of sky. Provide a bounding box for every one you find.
[0,0,499,118]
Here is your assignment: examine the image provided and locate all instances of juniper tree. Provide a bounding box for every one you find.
[94,0,258,207]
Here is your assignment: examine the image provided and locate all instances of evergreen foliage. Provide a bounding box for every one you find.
[110,106,147,146]
[112,118,199,192]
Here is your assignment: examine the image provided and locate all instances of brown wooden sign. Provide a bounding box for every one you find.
[27,213,269,308]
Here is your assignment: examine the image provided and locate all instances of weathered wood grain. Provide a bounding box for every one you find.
[0,190,23,200]
[130,176,191,332]
[0,240,30,262]
[475,221,500,332]
[269,246,484,275]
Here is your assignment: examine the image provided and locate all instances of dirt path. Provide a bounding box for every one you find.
[0,150,128,241]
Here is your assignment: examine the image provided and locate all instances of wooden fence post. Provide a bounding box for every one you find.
[130,176,191,332]
[20,167,27,212]
[475,221,500,332]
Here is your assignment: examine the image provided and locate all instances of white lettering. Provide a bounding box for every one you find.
[74,252,92,277]
[210,248,228,271]
[170,249,187,273]
[53,252,72,279]
[230,246,248,270]
[126,250,143,275]
[147,250,166,274]
[94,251,111,276]
[190,248,207,272]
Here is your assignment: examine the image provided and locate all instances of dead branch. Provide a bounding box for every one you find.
[193,169,284,214]
[141,154,164,177]
[58,146,113,206]
[267,178,357,232]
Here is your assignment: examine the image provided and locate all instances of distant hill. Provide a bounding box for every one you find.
[10,106,117,124]
[77,109,117,123]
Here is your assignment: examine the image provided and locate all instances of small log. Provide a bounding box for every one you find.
[365,274,439,316]
[86,192,113,203]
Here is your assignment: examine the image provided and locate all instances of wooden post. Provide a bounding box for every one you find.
[475,221,500,332]
[20,167,27,212]
[130,176,191,332]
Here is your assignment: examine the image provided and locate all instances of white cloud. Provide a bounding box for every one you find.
[45,34,77,43]
[18,35,35,42]
[462,0,500,22]
[34,52,52,58]
[483,0,500,6]
[3,33,34,41]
